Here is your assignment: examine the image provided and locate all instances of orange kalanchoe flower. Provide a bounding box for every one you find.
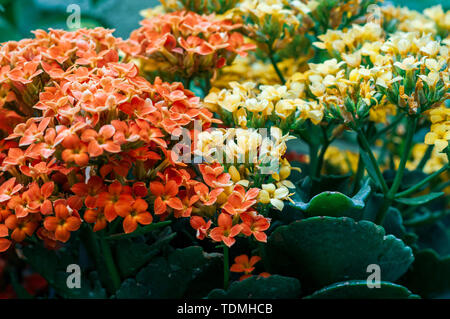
[43,202,82,243]
[150,180,183,215]
[116,198,153,233]
[190,216,212,240]
[83,208,107,232]
[209,213,241,247]
[194,183,223,206]
[4,215,39,242]
[96,182,133,222]
[230,254,261,281]
[0,178,23,203]
[198,163,232,188]
[240,211,270,243]
[71,176,106,209]
[222,185,259,216]
[22,182,54,216]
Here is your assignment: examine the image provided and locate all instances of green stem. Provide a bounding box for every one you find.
[8,268,32,299]
[375,117,418,225]
[389,117,418,196]
[314,126,331,178]
[308,142,319,178]
[99,236,121,294]
[434,180,450,192]
[223,245,229,290]
[370,113,404,143]
[416,144,434,171]
[352,154,365,196]
[357,130,389,195]
[268,48,285,84]
[395,164,449,198]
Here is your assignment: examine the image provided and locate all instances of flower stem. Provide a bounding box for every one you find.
[395,164,449,198]
[223,244,229,290]
[268,48,285,84]
[389,117,418,196]
[99,235,121,294]
[416,144,434,171]
[314,126,333,178]
[357,130,389,195]
[375,117,418,225]
[351,154,365,196]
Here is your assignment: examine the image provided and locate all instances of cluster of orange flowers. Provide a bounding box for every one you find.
[120,11,256,79]
[0,26,269,252]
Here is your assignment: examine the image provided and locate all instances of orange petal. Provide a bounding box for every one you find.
[136,212,153,225]
[123,215,137,233]
[0,238,11,252]
[44,216,58,231]
[65,216,81,232]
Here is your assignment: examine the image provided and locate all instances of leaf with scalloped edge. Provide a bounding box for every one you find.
[305,280,419,299]
[266,216,414,291]
[207,275,301,299]
[401,249,450,298]
[289,180,371,217]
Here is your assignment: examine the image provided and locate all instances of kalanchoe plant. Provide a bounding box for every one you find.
[0,0,449,300]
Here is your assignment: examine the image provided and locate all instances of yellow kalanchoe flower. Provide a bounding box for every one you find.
[204,80,324,131]
[424,105,450,152]
[407,143,448,174]
[323,146,359,175]
[381,5,438,35]
[313,22,385,57]
[258,183,294,211]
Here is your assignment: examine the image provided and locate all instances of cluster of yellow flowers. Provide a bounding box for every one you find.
[407,144,449,174]
[290,27,450,129]
[323,146,359,175]
[425,105,450,152]
[194,126,298,210]
[381,5,450,38]
[231,0,316,54]
[212,56,306,88]
[313,22,385,58]
[204,81,324,131]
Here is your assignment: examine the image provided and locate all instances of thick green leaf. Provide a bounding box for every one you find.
[22,243,106,298]
[289,179,370,217]
[360,150,383,190]
[401,249,450,298]
[382,207,407,239]
[207,275,301,299]
[266,217,414,290]
[117,246,222,298]
[395,192,444,206]
[305,280,419,299]
[115,231,176,278]
[115,279,149,299]
[404,208,449,227]
[415,221,450,256]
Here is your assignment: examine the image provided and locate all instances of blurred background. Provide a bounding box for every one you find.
[0,0,448,42]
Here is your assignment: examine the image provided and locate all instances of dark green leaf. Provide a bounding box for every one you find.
[305,280,419,299]
[207,275,301,299]
[401,249,450,298]
[395,192,444,206]
[266,217,414,290]
[116,246,222,298]
[115,231,176,278]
